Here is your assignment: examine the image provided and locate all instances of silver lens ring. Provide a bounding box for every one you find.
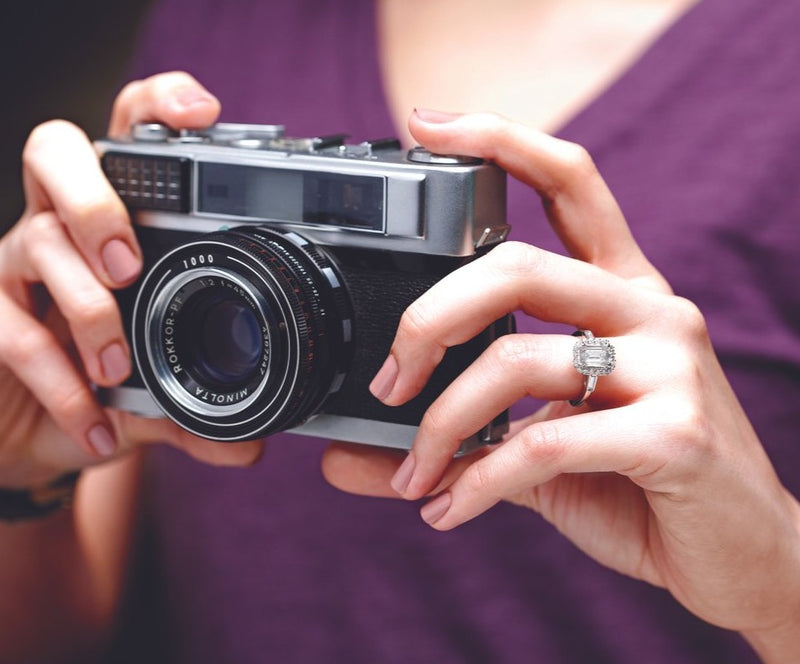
[144,265,296,421]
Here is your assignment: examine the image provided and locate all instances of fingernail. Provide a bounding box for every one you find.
[421,492,452,526]
[100,342,130,383]
[369,354,398,402]
[175,86,217,109]
[88,424,117,457]
[414,108,462,124]
[102,238,140,285]
[391,452,416,495]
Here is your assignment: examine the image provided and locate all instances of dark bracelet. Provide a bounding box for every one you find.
[0,471,81,522]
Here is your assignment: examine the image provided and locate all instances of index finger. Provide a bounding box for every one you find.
[22,120,141,289]
[409,110,670,292]
[108,71,221,137]
[370,241,660,407]
[21,73,222,291]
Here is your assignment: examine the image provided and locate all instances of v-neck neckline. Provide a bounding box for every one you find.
[555,0,760,149]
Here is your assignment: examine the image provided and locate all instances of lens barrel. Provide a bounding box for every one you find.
[131,226,353,441]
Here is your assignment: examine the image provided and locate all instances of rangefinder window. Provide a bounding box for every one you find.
[198,162,385,231]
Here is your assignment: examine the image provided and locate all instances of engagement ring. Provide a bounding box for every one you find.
[569,330,616,407]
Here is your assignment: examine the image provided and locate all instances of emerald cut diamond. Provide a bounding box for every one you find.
[573,337,616,376]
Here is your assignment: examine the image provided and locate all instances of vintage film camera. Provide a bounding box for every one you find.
[95,122,513,454]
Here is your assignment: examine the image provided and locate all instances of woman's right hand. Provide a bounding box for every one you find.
[0,71,262,490]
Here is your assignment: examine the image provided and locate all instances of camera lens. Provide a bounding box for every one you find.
[132,226,353,441]
[182,290,263,386]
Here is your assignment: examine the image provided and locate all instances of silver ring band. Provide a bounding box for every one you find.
[569,330,616,407]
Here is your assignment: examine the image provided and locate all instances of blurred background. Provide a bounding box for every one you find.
[0,0,153,232]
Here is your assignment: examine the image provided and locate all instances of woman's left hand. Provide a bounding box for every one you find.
[321,110,800,650]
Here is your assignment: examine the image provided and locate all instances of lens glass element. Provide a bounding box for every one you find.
[189,293,263,385]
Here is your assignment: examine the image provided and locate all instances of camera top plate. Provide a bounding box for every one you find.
[96,122,509,257]
[131,122,485,165]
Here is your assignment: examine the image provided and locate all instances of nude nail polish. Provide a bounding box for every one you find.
[88,424,117,457]
[100,342,129,384]
[420,493,452,526]
[102,238,140,285]
[369,354,398,402]
[391,452,416,495]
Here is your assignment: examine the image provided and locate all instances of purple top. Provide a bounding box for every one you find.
[113,1,800,662]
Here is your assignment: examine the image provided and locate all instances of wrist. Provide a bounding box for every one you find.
[742,495,800,663]
[0,471,81,522]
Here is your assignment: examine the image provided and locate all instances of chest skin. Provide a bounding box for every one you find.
[377,0,699,142]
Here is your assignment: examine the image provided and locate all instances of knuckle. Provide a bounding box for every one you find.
[152,71,216,114]
[465,457,497,496]
[23,120,83,166]
[4,326,53,367]
[515,421,567,470]
[475,110,506,127]
[64,290,118,330]
[476,112,513,152]
[123,71,202,101]
[559,141,597,178]
[397,300,435,342]
[489,240,546,279]
[23,211,61,246]
[112,72,210,133]
[548,141,598,198]
[21,212,61,265]
[670,296,709,344]
[116,78,143,102]
[643,333,705,401]
[155,70,202,89]
[419,400,452,440]
[111,79,144,116]
[54,380,95,429]
[68,192,126,231]
[654,398,715,472]
[672,402,710,448]
[489,334,540,369]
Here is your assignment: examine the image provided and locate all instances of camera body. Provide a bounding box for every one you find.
[96,122,512,454]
